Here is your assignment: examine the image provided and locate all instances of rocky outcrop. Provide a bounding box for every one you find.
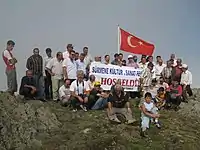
[0,93,61,150]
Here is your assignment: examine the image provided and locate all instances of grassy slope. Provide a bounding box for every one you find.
[38,99,200,150]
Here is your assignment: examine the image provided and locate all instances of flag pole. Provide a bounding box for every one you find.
[117,24,120,54]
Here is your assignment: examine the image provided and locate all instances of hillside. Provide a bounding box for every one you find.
[0,90,200,150]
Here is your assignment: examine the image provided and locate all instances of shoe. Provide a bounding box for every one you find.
[113,118,121,123]
[127,119,136,124]
[155,122,161,129]
[80,105,87,112]
[72,109,77,112]
[140,129,148,137]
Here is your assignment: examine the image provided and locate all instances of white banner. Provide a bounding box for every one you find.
[89,62,142,91]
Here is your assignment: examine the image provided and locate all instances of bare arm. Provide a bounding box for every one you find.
[141,104,155,118]
[63,66,68,79]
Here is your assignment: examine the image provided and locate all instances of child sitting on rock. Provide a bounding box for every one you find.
[155,87,166,110]
[140,92,161,137]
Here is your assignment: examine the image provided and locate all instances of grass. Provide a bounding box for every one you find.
[38,98,200,150]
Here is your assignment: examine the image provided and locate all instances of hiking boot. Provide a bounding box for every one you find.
[155,122,161,129]
[140,129,148,138]
[127,119,136,124]
[72,109,78,112]
[80,105,87,112]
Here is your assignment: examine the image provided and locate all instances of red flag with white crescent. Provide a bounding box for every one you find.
[120,28,155,56]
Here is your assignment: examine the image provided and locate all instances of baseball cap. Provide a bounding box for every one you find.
[128,55,133,59]
[182,64,188,68]
[94,81,101,86]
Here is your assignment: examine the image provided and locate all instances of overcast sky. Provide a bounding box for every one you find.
[0,0,199,89]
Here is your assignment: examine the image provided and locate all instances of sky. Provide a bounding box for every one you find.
[0,0,200,89]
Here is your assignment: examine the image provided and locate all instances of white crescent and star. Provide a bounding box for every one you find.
[127,35,143,48]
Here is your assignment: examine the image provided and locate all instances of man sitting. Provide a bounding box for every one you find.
[107,84,136,124]
[59,79,71,106]
[166,79,182,110]
[69,70,90,112]
[88,81,109,110]
[19,70,37,100]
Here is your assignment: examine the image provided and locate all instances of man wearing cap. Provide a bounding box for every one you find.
[2,40,18,95]
[63,44,73,59]
[88,81,109,110]
[127,55,139,69]
[180,64,193,102]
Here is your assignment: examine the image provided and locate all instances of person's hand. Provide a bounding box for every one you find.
[78,96,84,102]
[31,86,37,91]
[152,114,160,118]
[13,58,17,63]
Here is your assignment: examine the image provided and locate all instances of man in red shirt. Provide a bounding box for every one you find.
[2,40,18,95]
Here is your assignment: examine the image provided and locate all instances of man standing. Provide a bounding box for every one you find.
[76,53,87,76]
[26,48,44,100]
[46,52,64,101]
[171,58,182,83]
[161,60,172,85]
[127,55,139,68]
[83,46,92,67]
[63,50,77,83]
[2,40,18,95]
[111,53,120,66]
[44,48,53,99]
[154,59,166,81]
[63,44,73,59]
[180,64,193,102]
[104,55,110,65]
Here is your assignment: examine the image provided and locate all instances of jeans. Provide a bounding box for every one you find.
[141,107,158,130]
[91,97,108,110]
[33,74,44,99]
[5,69,17,94]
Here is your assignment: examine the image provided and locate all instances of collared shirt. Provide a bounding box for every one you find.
[44,56,53,70]
[63,58,77,79]
[70,80,90,95]
[84,54,93,66]
[76,59,87,74]
[46,58,63,79]
[140,68,153,87]
[63,51,69,59]
[26,55,43,75]
[154,64,166,76]
[161,67,172,79]
[127,62,139,68]
[138,62,148,70]
[59,85,71,99]
[108,91,129,108]
[180,70,192,85]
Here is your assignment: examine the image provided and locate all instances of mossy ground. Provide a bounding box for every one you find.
[37,98,200,150]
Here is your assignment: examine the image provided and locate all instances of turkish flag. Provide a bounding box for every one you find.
[120,28,155,56]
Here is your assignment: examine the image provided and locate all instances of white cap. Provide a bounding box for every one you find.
[182,64,188,68]
[128,55,133,59]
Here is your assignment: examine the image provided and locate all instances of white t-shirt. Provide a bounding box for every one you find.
[84,54,93,66]
[59,85,71,99]
[63,51,69,59]
[63,58,77,79]
[44,56,53,70]
[76,59,86,74]
[70,80,90,95]
[154,64,166,76]
[3,50,12,60]
[46,58,63,79]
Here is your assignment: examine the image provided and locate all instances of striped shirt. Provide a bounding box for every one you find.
[26,55,43,75]
[141,68,153,87]
[161,67,172,79]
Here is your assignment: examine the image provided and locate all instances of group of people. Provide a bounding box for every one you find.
[2,40,193,137]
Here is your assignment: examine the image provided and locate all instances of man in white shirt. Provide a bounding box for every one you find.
[63,44,73,59]
[69,70,90,112]
[154,59,166,81]
[2,40,18,95]
[170,54,177,67]
[63,50,77,83]
[180,64,193,102]
[44,48,53,99]
[59,79,71,106]
[76,53,87,76]
[139,57,148,70]
[83,46,93,67]
[46,52,64,101]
